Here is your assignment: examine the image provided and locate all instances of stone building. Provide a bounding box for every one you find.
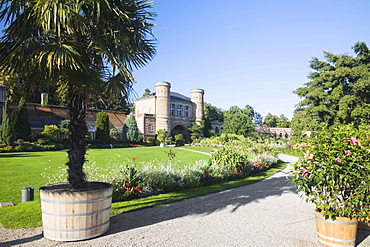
[135,81,204,141]
[256,125,292,139]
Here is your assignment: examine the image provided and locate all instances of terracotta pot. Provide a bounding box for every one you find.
[315,210,358,246]
[40,182,113,241]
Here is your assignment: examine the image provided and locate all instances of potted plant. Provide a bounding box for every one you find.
[0,0,156,241]
[290,124,370,246]
[157,129,168,147]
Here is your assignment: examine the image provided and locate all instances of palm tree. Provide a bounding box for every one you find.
[0,0,156,190]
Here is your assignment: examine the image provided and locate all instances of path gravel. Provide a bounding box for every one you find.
[1,154,370,246]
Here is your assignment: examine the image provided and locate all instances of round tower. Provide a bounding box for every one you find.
[155,81,171,133]
[190,88,205,122]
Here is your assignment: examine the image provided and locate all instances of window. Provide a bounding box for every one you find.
[176,105,182,117]
[148,124,153,133]
[170,104,175,116]
[184,106,189,118]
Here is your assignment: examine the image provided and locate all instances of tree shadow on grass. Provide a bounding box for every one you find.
[0,153,43,158]
[107,167,296,234]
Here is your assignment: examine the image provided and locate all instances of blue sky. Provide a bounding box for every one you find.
[131,0,370,120]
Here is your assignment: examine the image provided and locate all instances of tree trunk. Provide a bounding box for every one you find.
[67,88,87,190]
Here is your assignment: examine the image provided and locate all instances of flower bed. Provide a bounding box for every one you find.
[43,146,279,203]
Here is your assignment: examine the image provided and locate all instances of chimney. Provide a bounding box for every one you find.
[41,93,48,106]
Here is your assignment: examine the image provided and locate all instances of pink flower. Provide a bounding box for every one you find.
[347,137,361,146]
[336,157,342,162]
[345,150,351,156]
[302,168,309,177]
[304,151,314,159]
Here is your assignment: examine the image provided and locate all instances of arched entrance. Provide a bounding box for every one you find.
[171,125,190,143]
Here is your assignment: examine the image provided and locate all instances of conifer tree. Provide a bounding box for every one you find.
[14,97,30,140]
[0,100,14,145]
[95,112,110,144]
[295,41,370,126]
[125,113,139,143]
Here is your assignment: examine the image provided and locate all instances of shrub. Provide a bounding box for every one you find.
[41,125,60,139]
[146,137,154,145]
[96,112,110,144]
[60,119,70,139]
[175,134,184,146]
[176,160,213,188]
[137,135,144,143]
[110,128,120,140]
[209,147,248,173]
[157,129,167,144]
[139,162,184,193]
[290,124,370,220]
[13,140,44,151]
[37,138,50,145]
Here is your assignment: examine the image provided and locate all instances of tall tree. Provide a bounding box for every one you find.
[222,106,255,137]
[14,97,30,140]
[243,104,262,125]
[295,42,370,127]
[95,112,110,144]
[222,112,255,137]
[276,114,290,128]
[125,113,139,143]
[0,0,156,189]
[290,108,319,144]
[204,103,224,122]
[264,113,279,127]
[0,100,14,145]
[202,103,224,137]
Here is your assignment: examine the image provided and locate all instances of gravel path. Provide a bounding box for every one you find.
[1,154,370,246]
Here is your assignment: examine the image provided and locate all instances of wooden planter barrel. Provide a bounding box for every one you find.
[40,182,113,241]
[315,211,358,246]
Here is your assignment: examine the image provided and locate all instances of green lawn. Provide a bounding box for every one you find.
[0,146,208,204]
[0,146,286,229]
[179,145,215,153]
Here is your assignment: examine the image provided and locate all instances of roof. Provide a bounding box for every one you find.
[170,92,191,102]
[9,103,127,131]
[135,92,191,102]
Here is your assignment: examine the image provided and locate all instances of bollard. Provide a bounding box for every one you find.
[22,187,34,202]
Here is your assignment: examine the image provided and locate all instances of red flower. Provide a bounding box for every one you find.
[302,168,309,177]
[125,182,131,186]
[134,187,142,192]
[132,158,137,161]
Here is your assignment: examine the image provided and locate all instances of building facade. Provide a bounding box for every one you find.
[135,81,204,140]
